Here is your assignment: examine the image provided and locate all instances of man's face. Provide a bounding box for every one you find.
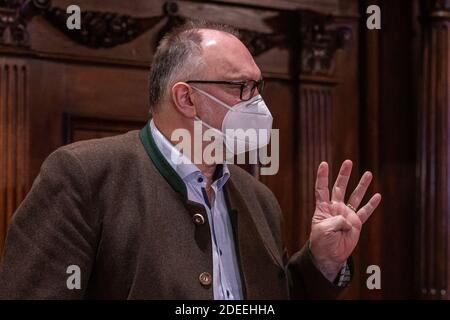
[191,30,263,131]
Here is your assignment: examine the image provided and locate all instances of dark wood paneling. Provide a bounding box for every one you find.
[297,83,333,248]
[417,1,450,299]
[65,115,145,143]
[27,59,66,183]
[376,0,416,300]
[0,58,29,258]
[358,0,418,299]
[358,0,383,300]
[63,64,149,121]
[260,79,295,254]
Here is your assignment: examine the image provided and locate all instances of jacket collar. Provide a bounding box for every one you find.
[139,122,188,201]
[148,119,230,191]
[140,121,214,273]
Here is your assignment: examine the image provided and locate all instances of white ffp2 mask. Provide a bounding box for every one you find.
[192,86,273,155]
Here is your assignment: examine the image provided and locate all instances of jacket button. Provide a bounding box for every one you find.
[199,272,212,286]
[193,213,205,225]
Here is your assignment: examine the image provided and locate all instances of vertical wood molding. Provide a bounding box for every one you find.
[297,83,333,245]
[418,3,450,299]
[289,9,350,250]
[0,59,29,257]
[358,0,385,299]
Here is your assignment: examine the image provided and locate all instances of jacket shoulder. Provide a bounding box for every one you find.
[59,130,142,159]
[44,130,151,189]
[54,130,146,169]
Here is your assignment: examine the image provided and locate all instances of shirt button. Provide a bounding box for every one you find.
[199,272,212,286]
[198,177,204,183]
[192,213,205,225]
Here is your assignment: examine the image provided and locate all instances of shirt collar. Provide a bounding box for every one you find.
[149,119,230,189]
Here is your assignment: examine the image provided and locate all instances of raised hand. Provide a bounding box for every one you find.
[309,160,382,282]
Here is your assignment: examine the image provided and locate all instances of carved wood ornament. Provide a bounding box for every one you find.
[0,0,350,72]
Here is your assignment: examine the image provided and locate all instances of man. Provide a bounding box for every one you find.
[0,21,381,299]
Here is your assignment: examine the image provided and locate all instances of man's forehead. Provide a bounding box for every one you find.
[207,56,260,79]
[199,30,261,80]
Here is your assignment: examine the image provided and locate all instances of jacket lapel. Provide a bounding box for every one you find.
[139,123,212,254]
[224,176,284,269]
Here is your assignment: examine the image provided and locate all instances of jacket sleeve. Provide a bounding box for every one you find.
[286,242,350,299]
[0,148,99,299]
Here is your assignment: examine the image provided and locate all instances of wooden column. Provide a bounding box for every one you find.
[0,58,29,258]
[294,11,352,248]
[296,81,334,245]
[417,0,450,299]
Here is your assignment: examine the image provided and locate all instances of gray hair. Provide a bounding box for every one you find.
[148,20,240,114]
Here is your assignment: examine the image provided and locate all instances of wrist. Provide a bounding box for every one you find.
[308,242,344,282]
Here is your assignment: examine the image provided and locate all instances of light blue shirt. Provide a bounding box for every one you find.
[149,120,243,300]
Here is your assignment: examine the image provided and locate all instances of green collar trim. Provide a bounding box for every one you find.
[139,122,188,201]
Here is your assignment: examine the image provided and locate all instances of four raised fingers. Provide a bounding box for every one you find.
[316,160,381,222]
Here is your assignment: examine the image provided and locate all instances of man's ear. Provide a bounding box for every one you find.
[171,82,196,118]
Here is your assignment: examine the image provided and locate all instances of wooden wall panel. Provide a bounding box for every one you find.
[417,2,450,299]
[259,79,296,254]
[63,64,149,121]
[358,0,383,300]
[65,115,145,143]
[357,0,418,299]
[332,16,363,299]
[297,84,333,247]
[28,0,166,65]
[0,59,29,258]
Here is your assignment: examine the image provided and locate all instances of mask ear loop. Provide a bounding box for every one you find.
[189,86,224,131]
[190,86,244,153]
[190,86,234,111]
[189,87,223,132]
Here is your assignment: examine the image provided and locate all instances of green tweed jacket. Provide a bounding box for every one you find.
[0,123,347,299]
